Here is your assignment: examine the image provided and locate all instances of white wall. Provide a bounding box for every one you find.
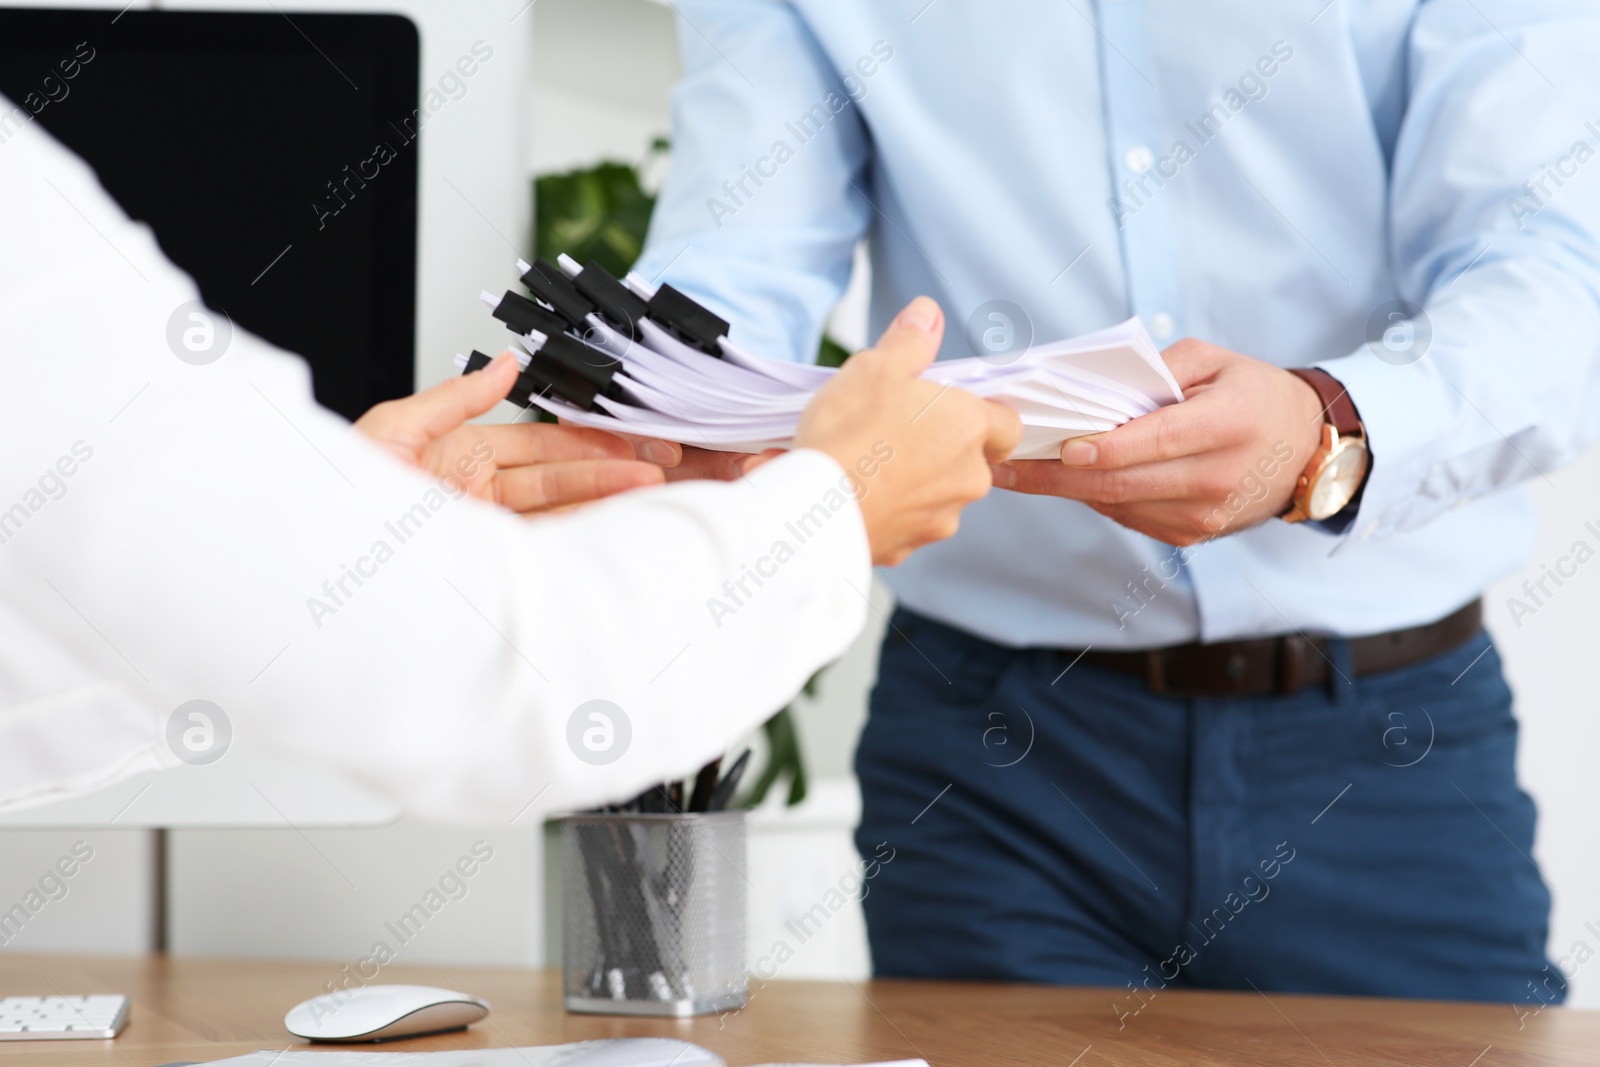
[526,0,679,177]
[0,0,1594,1009]
[0,832,154,956]
[168,823,545,967]
[1485,449,1600,1002]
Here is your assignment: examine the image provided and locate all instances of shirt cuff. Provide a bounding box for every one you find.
[741,447,874,590]
[1310,345,1458,546]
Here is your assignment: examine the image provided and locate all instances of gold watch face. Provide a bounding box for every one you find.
[1307,440,1369,521]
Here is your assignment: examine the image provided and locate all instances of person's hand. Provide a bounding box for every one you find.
[605,433,779,482]
[356,353,666,514]
[991,338,1326,546]
[796,297,1022,566]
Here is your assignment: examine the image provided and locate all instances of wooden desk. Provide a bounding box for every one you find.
[0,955,1592,1066]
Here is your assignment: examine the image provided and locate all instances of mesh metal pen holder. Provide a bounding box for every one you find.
[562,811,748,1017]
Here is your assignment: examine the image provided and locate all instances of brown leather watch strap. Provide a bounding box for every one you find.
[1289,367,1362,436]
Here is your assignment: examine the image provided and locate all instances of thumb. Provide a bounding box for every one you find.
[866,296,945,377]
[401,353,520,439]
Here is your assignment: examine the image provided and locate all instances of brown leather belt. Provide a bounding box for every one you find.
[1064,600,1483,698]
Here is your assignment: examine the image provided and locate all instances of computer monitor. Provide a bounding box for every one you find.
[0,7,419,420]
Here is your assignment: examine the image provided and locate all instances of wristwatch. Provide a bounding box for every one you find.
[1281,368,1369,524]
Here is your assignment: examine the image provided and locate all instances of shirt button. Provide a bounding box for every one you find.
[1149,311,1176,340]
[1124,145,1155,173]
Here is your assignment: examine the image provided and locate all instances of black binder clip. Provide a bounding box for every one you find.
[569,260,647,341]
[487,290,570,341]
[645,283,729,356]
[511,359,599,412]
[519,259,595,330]
[538,333,624,408]
[460,335,624,414]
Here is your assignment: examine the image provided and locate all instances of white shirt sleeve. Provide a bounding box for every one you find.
[0,107,871,823]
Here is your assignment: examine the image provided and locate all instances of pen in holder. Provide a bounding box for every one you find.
[561,811,748,1016]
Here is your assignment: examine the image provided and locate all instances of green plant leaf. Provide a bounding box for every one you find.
[534,161,658,277]
[817,335,852,368]
[740,704,808,809]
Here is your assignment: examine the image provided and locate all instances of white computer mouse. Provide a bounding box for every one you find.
[284,984,491,1042]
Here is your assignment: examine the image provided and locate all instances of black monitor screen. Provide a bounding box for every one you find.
[0,8,419,419]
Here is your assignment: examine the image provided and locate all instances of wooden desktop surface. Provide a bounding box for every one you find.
[0,955,1592,1066]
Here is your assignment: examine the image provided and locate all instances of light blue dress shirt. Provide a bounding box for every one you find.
[633,0,1600,649]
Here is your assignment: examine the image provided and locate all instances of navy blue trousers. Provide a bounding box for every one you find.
[855,608,1562,1006]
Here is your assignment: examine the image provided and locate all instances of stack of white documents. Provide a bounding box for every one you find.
[466,260,1184,461]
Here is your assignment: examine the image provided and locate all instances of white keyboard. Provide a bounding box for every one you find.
[0,995,128,1039]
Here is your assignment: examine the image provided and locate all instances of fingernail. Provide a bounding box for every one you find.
[992,463,1017,489]
[1062,440,1098,466]
[642,440,678,466]
[895,297,940,333]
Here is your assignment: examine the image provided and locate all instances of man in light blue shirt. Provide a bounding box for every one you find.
[635,1,1600,1005]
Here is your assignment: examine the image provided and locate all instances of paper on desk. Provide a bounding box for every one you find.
[194,1038,722,1067]
[534,316,1181,462]
[752,1062,928,1067]
[191,1043,928,1067]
